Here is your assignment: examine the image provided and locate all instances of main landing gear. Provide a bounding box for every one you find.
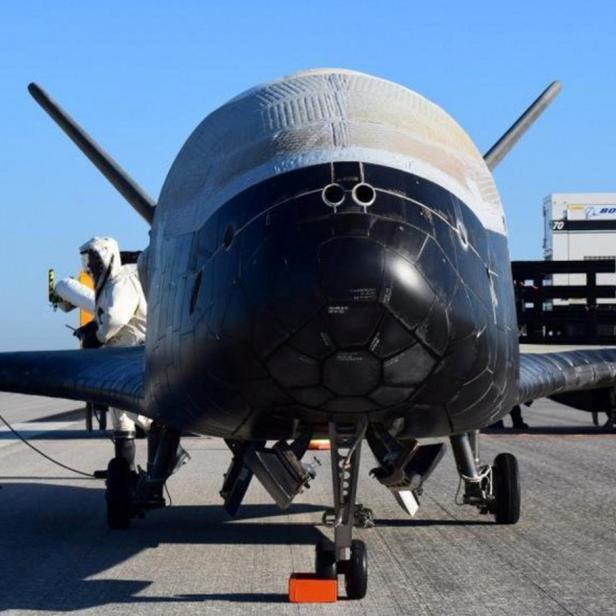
[106,455,135,529]
[450,430,520,524]
[313,421,369,599]
[106,423,190,529]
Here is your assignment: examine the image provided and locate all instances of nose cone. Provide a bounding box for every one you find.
[312,236,441,409]
[240,214,466,419]
[182,162,515,439]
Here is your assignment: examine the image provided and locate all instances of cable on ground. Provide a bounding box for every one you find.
[0,413,96,478]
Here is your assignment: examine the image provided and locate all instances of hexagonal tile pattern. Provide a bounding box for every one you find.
[266,345,320,388]
[383,344,437,387]
[323,351,381,396]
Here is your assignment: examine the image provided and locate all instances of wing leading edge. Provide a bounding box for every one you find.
[518,348,616,404]
[0,347,145,414]
[3,347,616,422]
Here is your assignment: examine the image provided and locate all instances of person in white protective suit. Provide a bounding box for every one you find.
[76,236,151,472]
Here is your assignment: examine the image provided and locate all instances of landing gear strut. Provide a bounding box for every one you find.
[314,421,369,599]
[105,423,190,529]
[450,430,520,524]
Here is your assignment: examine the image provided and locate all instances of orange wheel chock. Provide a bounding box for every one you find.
[288,573,338,603]
[308,439,331,451]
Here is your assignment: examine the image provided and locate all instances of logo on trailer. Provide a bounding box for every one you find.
[585,206,616,220]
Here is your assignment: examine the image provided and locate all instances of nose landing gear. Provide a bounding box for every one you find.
[296,421,369,601]
[327,421,369,599]
[450,431,520,524]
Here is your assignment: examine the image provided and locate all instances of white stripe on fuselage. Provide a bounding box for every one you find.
[161,148,506,241]
[157,69,506,238]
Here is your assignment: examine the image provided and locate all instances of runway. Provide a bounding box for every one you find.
[1,395,615,615]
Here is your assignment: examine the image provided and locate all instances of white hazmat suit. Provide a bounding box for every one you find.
[79,236,150,436]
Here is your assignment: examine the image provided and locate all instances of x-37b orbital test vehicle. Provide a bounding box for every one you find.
[3,69,616,600]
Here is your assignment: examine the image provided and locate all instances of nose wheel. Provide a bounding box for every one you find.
[343,539,368,599]
[315,540,337,579]
[315,538,368,600]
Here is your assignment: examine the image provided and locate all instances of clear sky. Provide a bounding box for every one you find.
[1,1,615,350]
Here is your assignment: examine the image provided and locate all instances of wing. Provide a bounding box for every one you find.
[518,348,616,404]
[0,347,145,414]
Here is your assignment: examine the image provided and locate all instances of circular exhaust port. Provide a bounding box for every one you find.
[322,183,346,207]
[352,183,376,207]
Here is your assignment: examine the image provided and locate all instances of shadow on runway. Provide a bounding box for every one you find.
[0,430,106,440]
[26,408,87,422]
[484,427,616,436]
[374,517,493,527]
[0,482,501,610]
[0,475,100,481]
[0,482,326,611]
[174,592,288,603]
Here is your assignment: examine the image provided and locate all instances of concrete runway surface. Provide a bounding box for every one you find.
[1,394,615,615]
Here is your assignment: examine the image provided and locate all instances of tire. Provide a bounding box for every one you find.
[492,453,520,525]
[345,539,368,600]
[106,457,132,529]
[315,541,337,579]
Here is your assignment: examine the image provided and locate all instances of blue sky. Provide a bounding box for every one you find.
[1,1,615,350]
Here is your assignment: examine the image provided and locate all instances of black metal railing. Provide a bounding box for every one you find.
[512,260,616,344]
